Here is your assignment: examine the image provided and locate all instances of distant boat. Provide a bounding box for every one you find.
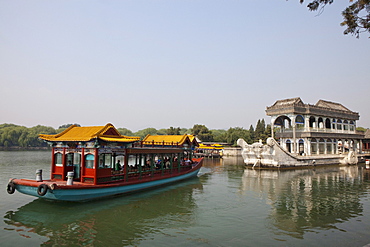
[194,143,224,158]
[7,124,203,202]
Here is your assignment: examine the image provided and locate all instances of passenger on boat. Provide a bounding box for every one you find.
[99,159,104,168]
[145,159,151,170]
[115,160,122,171]
[155,159,162,170]
[184,158,192,166]
[164,157,170,169]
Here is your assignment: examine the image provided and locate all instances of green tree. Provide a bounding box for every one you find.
[299,0,370,38]
[57,123,81,133]
[249,125,255,142]
[211,129,227,142]
[265,124,272,140]
[225,127,252,146]
[134,128,159,139]
[157,129,167,135]
[254,119,266,142]
[117,127,134,136]
[0,124,56,147]
[167,127,181,135]
[58,123,81,129]
[179,128,189,135]
[191,124,214,142]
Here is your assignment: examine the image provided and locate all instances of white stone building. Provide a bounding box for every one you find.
[266,98,364,156]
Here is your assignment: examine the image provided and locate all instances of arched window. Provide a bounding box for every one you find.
[318,117,324,128]
[309,116,316,128]
[326,139,332,154]
[298,139,304,155]
[296,115,304,123]
[343,120,349,131]
[286,140,292,153]
[337,119,342,130]
[325,118,331,129]
[350,121,355,131]
[332,119,336,129]
[311,138,317,154]
[85,154,95,169]
[54,152,63,166]
[296,115,304,129]
[274,116,291,130]
[319,138,325,154]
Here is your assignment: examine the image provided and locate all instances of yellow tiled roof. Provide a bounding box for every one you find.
[198,143,223,150]
[187,135,195,142]
[142,134,190,145]
[39,123,140,143]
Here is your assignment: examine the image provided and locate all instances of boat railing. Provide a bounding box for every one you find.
[96,162,195,184]
[133,141,182,148]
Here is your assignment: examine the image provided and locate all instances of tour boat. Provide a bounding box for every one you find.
[6,124,203,202]
[194,143,224,158]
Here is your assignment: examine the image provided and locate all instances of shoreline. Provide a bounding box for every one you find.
[0,147,51,151]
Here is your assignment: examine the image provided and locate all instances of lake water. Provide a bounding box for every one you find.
[1,151,370,246]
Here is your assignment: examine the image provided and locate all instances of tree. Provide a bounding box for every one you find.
[0,124,56,148]
[57,123,81,133]
[191,124,214,142]
[58,123,81,129]
[356,127,368,132]
[134,128,159,139]
[167,127,181,135]
[157,129,167,135]
[255,119,266,142]
[249,125,255,142]
[117,128,134,136]
[211,129,227,142]
[265,124,272,140]
[225,127,252,145]
[179,128,189,135]
[299,0,370,38]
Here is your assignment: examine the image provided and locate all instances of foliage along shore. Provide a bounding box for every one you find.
[0,121,273,149]
[2,122,367,150]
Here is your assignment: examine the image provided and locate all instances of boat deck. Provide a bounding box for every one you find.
[12,162,202,189]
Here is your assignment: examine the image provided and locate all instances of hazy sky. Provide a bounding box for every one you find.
[1,0,369,131]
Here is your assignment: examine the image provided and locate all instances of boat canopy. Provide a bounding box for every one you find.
[197,143,223,150]
[141,134,199,147]
[39,123,140,143]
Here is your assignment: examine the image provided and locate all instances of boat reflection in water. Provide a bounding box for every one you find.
[4,177,203,246]
[241,165,370,239]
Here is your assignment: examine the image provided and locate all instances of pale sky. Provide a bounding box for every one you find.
[1,0,369,132]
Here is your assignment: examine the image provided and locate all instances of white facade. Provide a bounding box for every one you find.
[266,98,363,157]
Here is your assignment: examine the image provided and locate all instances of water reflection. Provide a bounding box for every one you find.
[241,165,370,239]
[4,177,203,246]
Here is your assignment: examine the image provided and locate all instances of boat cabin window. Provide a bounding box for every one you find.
[85,154,95,169]
[66,153,74,166]
[74,153,81,165]
[54,152,63,167]
[66,153,81,166]
[98,153,112,169]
